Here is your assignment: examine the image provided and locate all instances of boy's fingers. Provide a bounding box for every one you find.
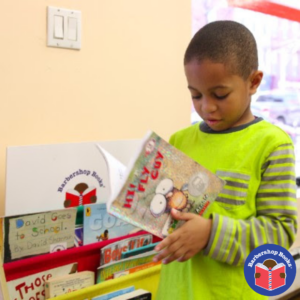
[171,208,195,221]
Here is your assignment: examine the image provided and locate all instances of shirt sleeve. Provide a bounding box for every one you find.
[203,143,298,266]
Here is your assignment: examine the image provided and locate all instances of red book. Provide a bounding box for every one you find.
[65,187,96,207]
[255,263,286,290]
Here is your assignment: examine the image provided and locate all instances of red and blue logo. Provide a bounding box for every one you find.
[244,244,296,296]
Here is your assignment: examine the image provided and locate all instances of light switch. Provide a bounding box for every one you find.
[68,17,77,41]
[54,15,64,39]
[47,6,82,50]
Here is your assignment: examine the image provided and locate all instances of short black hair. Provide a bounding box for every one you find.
[184,20,258,79]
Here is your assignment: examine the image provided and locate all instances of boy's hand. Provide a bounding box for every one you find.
[153,208,212,264]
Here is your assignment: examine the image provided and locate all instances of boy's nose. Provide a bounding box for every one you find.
[201,98,217,114]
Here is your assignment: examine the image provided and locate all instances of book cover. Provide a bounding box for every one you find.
[83,203,142,246]
[2,208,77,263]
[96,250,157,283]
[108,131,225,238]
[6,262,77,300]
[45,270,94,299]
[111,289,151,300]
[121,242,159,260]
[255,263,286,290]
[100,233,153,267]
[91,286,135,300]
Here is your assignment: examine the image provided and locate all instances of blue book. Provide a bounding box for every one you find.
[91,286,135,300]
[83,203,140,245]
[121,242,159,259]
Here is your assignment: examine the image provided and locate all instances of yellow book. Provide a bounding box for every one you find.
[45,271,94,299]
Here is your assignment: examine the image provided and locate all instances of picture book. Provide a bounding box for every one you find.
[113,260,161,278]
[107,131,225,238]
[6,262,77,300]
[2,208,77,263]
[111,289,151,300]
[5,139,140,216]
[255,263,286,290]
[45,270,94,299]
[100,233,153,266]
[91,286,135,300]
[83,203,141,245]
[96,250,157,283]
[121,242,159,259]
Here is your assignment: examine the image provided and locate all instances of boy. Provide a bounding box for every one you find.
[153,20,298,299]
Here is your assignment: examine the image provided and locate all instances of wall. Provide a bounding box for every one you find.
[0,0,191,215]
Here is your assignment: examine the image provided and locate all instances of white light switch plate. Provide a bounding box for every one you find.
[47,6,82,50]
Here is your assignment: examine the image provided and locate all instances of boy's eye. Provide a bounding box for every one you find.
[192,95,202,100]
[214,93,229,100]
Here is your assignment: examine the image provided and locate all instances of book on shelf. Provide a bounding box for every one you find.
[96,250,157,283]
[45,270,94,299]
[6,262,77,300]
[83,203,141,246]
[121,242,159,260]
[255,263,286,290]
[91,286,135,300]
[107,131,225,238]
[100,233,153,267]
[111,289,151,300]
[1,208,77,263]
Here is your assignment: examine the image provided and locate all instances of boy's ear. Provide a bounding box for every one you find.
[249,70,263,95]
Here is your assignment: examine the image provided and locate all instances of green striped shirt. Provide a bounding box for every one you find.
[156,118,298,300]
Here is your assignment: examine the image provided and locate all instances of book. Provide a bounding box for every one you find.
[107,131,225,238]
[91,286,135,300]
[2,208,77,263]
[255,263,286,290]
[111,289,151,300]
[96,250,157,283]
[121,242,159,259]
[83,203,142,246]
[100,233,153,267]
[113,260,161,278]
[6,262,77,300]
[45,270,94,299]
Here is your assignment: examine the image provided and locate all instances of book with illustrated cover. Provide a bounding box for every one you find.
[255,263,286,290]
[91,286,135,300]
[121,242,159,260]
[45,270,94,299]
[83,203,142,246]
[107,131,225,238]
[111,289,151,300]
[6,262,78,300]
[2,208,77,263]
[96,250,157,283]
[100,233,153,267]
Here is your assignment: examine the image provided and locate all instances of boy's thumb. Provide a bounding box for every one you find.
[171,208,193,221]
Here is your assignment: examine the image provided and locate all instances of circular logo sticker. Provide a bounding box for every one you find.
[244,244,297,296]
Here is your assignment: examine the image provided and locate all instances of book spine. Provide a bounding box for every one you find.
[269,270,272,290]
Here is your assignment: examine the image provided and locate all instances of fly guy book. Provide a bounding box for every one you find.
[107,131,225,238]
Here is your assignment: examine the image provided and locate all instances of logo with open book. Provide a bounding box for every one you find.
[244,244,296,296]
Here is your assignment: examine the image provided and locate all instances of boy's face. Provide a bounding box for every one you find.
[185,59,261,131]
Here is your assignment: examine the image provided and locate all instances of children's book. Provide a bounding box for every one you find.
[121,242,159,259]
[83,203,141,246]
[107,131,225,238]
[100,233,153,267]
[2,208,77,263]
[91,286,135,300]
[111,289,151,300]
[6,262,77,300]
[96,250,157,283]
[255,263,286,290]
[45,270,94,299]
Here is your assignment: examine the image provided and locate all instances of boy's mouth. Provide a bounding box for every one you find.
[206,119,220,126]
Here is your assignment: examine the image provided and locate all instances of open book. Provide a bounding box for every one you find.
[255,263,286,290]
[107,131,225,238]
